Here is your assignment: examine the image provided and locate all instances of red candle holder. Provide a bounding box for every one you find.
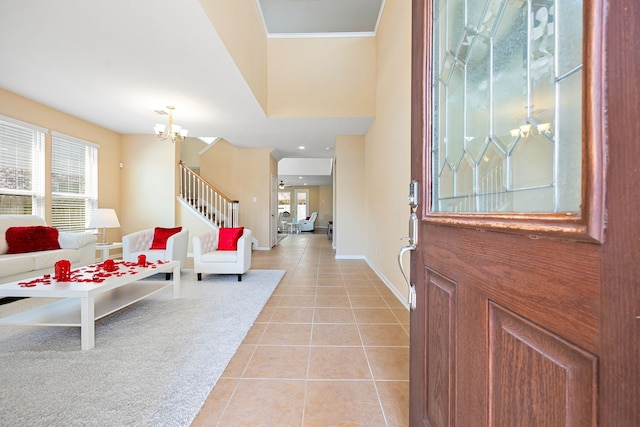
[137,254,147,267]
[54,260,71,281]
[103,259,116,272]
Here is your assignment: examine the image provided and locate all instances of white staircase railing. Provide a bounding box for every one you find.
[179,161,239,228]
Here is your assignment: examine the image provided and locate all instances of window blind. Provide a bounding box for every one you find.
[51,132,98,230]
[278,191,291,214]
[0,116,45,216]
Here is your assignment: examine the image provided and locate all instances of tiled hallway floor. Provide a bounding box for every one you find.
[191,232,409,426]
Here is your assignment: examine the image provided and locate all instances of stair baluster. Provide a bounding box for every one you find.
[179,161,239,228]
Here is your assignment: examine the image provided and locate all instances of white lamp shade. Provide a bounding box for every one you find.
[88,208,121,229]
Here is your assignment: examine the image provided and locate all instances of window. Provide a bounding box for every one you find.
[294,189,308,220]
[0,116,45,216]
[278,191,291,215]
[51,132,98,230]
[431,0,582,213]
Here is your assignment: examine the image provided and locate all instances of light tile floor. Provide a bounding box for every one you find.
[191,232,410,426]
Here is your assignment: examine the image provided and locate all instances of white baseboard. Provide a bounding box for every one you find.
[333,254,410,310]
[364,256,410,310]
[334,254,366,260]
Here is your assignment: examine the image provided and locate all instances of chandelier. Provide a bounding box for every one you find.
[278,181,285,189]
[154,106,188,143]
[509,119,553,140]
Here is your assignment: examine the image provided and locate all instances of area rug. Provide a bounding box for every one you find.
[0,269,285,427]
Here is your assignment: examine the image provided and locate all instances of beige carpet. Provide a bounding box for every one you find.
[0,269,284,427]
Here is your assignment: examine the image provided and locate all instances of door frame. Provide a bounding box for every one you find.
[270,173,277,247]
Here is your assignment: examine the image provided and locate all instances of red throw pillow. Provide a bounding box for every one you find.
[217,227,244,251]
[150,226,182,250]
[306,216,310,220]
[6,226,61,254]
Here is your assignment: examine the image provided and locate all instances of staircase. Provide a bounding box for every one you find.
[179,161,239,228]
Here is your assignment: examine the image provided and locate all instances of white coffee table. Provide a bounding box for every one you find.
[0,260,180,350]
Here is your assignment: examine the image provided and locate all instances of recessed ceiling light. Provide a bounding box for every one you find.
[298,146,305,150]
[298,176,303,179]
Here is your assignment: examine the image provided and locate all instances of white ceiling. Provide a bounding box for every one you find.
[0,0,384,186]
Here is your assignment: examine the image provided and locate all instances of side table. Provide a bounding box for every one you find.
[96,242,123,261]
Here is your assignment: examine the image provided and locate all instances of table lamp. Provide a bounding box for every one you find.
[88,208,121,245]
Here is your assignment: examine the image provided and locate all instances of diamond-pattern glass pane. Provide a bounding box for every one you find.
[511,135,554,188]
[456,155,474,197]
[431,0,583,213]
[557,0,583,77]
[478,142,507,200]
[440,163,454,198]
[465,136,489,165]
[445,64,465,168]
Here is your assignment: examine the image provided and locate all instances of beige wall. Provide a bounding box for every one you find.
[318,185,333,227]
[199,1,376,120]
[199,139,273,248]
[119,134,178,236]
[334,136,366,257]
[199,0,268,112]
[180,137,207,170]
[268,37,376,117]
[269,154,278,178]
[0,89,123,243]
[362,0,412,299]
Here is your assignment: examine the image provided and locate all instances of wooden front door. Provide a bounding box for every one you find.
[409,0,639,425]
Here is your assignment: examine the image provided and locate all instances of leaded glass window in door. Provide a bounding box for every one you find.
[431,0,583,213]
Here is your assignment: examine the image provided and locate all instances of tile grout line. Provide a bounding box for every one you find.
[301,235,317,427]
[343,264,391,427]
[215,277,274,426]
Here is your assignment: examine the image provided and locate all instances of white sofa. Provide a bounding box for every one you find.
[122,227,189,270]
[0,215,97,284]
[193,228,252,281]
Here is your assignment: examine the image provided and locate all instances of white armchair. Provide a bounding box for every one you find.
[193,228,252,281]
[122,227,189,273]
[298,212,317,232]
[278,211,291,232]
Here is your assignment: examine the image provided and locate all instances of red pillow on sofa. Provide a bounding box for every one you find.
[217,227,244,251]
[6,226,61,254]
[150,226,182,250]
